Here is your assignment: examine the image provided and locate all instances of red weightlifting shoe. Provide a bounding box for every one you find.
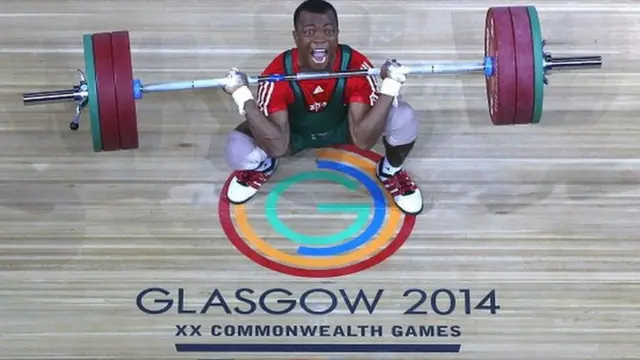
[375,158,424,215]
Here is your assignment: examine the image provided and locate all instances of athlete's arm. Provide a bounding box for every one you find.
[223,63,292,158]
[348,96,395,149]
[347,56,403,149]
[243,103,290,158]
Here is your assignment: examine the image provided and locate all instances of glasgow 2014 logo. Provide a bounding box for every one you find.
[218,144,416,278]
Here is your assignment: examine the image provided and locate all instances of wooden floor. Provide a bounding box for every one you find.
[1,0,639,359]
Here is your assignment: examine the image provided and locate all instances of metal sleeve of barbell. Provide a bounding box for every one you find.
[23,89,77,105]
[140,60,487,94]
[545,55,603,71]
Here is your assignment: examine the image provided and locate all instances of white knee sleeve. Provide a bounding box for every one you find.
[385,100,418,146]
[225,130,268,170]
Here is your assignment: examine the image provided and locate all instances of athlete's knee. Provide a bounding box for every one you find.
[225,130,268,170]
[385,100,418,146]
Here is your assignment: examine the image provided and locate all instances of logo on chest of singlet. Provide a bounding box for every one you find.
[308,85,327,112]
[308,101,328,112]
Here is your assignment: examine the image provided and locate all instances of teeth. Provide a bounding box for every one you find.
[312,56,326,64]
[312,49,327,63]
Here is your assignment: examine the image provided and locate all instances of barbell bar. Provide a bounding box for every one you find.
[23,60,495,106]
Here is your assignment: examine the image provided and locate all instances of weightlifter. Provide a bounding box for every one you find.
[221,0,424,215]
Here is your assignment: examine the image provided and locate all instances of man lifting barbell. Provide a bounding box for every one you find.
[21,4,604,202]
[221,0,425,215]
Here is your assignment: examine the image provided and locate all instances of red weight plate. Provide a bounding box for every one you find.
[111,31,139,150]
[509,7,535,125]
[484,7,517,125]
[92,32,121,151]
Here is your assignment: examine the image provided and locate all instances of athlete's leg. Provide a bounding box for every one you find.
[383,100,418,164]
[224,121,279,204]
[375,99,424,215]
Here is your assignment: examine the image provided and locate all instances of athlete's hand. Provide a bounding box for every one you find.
[223,68,254,115]
[223,67,250,95]
[379,59,405,98]
[380,59,406,84]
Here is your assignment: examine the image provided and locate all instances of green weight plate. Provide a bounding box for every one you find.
[527,6,544,124]
[83,34,102,152]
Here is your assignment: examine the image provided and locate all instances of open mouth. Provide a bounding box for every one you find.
[311,49,328,64]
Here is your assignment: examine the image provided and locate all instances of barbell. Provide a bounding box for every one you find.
[22,5,603,153]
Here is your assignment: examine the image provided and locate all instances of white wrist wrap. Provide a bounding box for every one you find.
[231,86,254,115]
[379,78,402,97]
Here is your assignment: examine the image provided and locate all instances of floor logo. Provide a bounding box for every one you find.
[218,144,416,278]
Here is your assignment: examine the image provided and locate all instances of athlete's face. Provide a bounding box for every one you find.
[293,10,339,72]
